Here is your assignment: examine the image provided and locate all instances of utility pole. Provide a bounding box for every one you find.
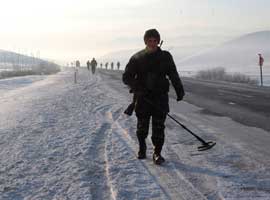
[258,54,264,86]
[18,49,21,71]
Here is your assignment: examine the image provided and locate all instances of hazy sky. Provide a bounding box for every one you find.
[0,0,269,64]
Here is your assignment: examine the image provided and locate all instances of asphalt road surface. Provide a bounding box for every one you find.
[98,69,270,133]
[181,78,270,132]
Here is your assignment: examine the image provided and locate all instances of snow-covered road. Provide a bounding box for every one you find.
[1,68,270,200]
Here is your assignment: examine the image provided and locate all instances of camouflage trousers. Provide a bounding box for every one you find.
[136,113,167,155]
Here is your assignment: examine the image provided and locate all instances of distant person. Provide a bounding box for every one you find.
[100,63,103,68]
[86,60,90,70]
[90,58,97,74]
[117,61,120,70]
[75,60,80,68]
[122,29,185,165]
[111,62,114,70]
[105,62,108,69]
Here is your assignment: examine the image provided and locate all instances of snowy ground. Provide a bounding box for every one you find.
[0,68,270,200]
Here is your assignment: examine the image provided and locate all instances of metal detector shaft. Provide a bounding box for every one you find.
[166,113,208,144]
[143,97,209,145]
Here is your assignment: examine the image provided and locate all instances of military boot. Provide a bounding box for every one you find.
[152,153,165,165]
[152,140,165,165]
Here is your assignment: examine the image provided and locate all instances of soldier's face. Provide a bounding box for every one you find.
[145,37,159,52]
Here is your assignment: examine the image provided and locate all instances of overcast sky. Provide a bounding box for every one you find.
[0,0,269,64]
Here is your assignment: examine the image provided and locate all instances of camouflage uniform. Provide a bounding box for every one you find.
[90,58,97,74]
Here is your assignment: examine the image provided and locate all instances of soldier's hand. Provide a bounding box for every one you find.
[177,95,183,102]
[176,91,185,102]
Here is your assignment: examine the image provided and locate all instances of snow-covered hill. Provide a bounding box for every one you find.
[178,31,270,73]
[0,49,60,73]
[1,69,270,199]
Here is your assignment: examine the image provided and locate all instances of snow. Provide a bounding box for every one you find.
[0,68,270,199]
[0,75,47,94]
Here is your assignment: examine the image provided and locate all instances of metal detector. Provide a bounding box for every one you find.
[144,97,216,151]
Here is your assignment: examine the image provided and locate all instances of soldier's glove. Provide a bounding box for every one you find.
[176,90,185,102]
[177,95,183,102]
[124,103,135,116]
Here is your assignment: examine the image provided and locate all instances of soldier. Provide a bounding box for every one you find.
[90,58,97,74]
[86,60,90,71]
[111,62,114,70]
[117,61,120,70]
[122,29,185,165]
[75,60,80,68]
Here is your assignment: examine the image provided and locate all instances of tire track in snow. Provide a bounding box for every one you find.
[79,121,113,200]
[104,110,169,200]
[76,72,119,200]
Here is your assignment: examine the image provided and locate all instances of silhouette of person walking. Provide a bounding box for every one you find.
[90,58,97,74]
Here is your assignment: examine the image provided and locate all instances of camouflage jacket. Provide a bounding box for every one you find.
[122,47,185,99]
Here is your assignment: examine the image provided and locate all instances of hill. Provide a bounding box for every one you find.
[177,31,270,74]
[0,49,60,75]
